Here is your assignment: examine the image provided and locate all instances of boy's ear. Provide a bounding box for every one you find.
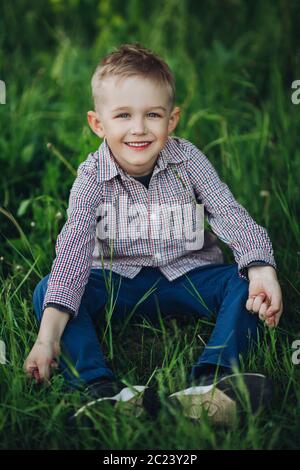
[87,111,105,138]
[167,106,181,134]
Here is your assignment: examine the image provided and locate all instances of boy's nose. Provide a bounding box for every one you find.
[130,118,147,134]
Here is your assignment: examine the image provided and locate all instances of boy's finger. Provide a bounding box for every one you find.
[24,362,38,378]
[258,302,268,320]
[265,302,283,327]
[252,293,266,313]
[246,293,262,311]
[37,362,51,384]
[265,291,281,317]
[33,368,41,382]
[273,301,283,324]
[24,365,41,383]
[246,297,255,311]
[265,316,276,328]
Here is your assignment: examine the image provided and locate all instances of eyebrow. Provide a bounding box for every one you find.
[112,106,167,112]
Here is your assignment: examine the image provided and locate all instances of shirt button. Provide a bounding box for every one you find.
[154,253,161,260]
[150,212,157,221]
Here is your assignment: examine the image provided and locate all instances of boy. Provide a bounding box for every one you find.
[24,43,283,425]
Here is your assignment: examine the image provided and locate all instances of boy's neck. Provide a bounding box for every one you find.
[130,169,154,178]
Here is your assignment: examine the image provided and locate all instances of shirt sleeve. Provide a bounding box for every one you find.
[43,303,76,318]
[242,260,274,280]
[246,261,272,268]
[42,154,103,318]
[184,140,277,280]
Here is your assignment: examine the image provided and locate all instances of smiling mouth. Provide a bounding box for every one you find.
[124,141,153,149]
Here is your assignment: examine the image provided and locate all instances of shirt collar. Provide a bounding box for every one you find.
[97,136,189,183]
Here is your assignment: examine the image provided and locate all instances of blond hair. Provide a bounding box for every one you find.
[91,43,175,113]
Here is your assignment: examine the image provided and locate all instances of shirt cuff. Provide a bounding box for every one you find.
[238,251,277,281]
[43,303,76,319]
[246,261,273,268]
[42,283,83,318]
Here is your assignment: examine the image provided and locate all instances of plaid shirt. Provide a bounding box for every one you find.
[43,136,276,318]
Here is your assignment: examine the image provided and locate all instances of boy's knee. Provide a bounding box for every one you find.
[32,274,50,322]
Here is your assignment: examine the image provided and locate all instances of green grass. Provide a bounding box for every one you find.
[1,0,300,450]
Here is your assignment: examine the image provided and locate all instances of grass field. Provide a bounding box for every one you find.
[0,0,300,450]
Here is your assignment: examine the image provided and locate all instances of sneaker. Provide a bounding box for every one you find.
[68,377,160,423]
[168,372,273,426]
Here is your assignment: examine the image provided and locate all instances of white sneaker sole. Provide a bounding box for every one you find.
[168,373,267,426]
[72,385,148,419]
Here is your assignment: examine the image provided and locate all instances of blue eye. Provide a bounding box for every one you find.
[115,112,161,118]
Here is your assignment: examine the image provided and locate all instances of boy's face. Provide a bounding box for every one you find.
[87,75,180,176]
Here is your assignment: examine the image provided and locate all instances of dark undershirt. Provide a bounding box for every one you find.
[130,169,154,189]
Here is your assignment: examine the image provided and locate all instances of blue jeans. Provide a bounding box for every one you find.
[32,263,259,389]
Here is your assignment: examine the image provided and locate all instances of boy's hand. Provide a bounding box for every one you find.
[245,265,283,328]
[23,339,60,385]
